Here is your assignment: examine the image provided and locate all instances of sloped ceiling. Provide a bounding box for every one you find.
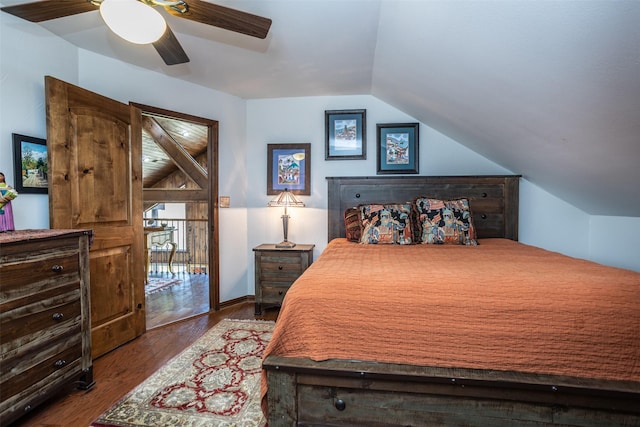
[2,0,639,216]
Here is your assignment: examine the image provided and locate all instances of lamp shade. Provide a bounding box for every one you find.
[100,0,167,44]
[268,189,305,208]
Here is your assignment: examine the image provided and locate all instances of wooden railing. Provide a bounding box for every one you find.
[145,218,208,275]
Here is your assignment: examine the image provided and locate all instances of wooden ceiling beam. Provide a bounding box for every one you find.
[141,115,208,188]
[143,188,208,202]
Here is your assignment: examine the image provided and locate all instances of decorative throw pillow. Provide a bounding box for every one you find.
[413,197,478,245]
[359,203,413,244]
[344,207,362,242]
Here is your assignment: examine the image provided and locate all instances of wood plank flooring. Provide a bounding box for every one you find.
[145,272,210,329]
[12,303,279,427]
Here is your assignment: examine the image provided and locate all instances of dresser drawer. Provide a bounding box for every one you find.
[0,252,80,293]
[1,333,83,403]
[1,293,81,349]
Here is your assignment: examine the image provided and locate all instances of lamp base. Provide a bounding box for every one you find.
[275,240,296,248]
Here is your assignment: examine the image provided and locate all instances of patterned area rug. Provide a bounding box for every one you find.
[91,319,273,427]
[145,277,183,296]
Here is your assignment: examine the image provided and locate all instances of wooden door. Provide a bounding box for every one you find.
[45,76,145,358]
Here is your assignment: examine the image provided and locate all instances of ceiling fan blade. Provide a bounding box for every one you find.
[1,0,97,22]
[153,25,190,65]
[166,0,271,39]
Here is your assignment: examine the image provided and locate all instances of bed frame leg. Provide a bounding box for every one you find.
[266,367,297,425]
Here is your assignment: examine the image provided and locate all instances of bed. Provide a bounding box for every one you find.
[261,175,640,426]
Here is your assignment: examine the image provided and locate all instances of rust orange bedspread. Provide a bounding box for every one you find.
[261,238,640,407]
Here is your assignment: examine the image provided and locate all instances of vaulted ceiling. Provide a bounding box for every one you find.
[2,0,639,216]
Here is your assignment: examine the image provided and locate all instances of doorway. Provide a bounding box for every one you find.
[136,104,219,329]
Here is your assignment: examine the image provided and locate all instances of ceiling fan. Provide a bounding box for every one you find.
[1,0,272,65]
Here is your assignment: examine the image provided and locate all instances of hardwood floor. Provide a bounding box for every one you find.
[12,303,279,427]
[145,272,210,329]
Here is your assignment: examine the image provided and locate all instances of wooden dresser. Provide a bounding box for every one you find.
[0,229,94,425]
[253,243,314,315]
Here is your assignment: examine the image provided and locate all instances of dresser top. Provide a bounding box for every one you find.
[0,229,91,244]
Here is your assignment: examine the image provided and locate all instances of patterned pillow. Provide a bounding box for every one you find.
[359,203,414,244]
[344,207,362,242]
[413,197,478,245]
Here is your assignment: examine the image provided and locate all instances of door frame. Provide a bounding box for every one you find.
[133,103,220,313]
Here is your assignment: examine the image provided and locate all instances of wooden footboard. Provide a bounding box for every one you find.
[263,356,640,427]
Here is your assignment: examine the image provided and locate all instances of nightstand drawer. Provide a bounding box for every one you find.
[258,252,304,276]
[261,286,289,305]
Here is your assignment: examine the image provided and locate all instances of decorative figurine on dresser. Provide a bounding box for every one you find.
[0,229,94,425]
[0,172,17,232]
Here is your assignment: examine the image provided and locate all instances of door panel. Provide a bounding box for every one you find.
[71,110,131,226]
[90,246,133,323]
[46,76,144,358]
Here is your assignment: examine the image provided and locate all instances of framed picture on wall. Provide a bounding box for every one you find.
[325,109,366,160]
[12,133,49,193]
[376,123,419,174]
[267,143,311,195]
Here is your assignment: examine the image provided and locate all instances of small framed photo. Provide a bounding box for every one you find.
[376,123,419,174]
[12,133,48,193]
[325,109,366,160]
[267,143,311,195]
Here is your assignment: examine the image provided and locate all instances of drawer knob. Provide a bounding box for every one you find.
[54,359,67,369]
[335,398,346,411]
[481,214,487,219]
[24,405,32,413]
[52,312,64,321]
[278,265,283,270]
[51,264,64,273]
[278,290,284,295]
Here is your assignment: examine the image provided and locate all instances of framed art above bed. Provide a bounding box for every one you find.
[376,123,419,174]
[325,109,366,160]
[267,143,311,195]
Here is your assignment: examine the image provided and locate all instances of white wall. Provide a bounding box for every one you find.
[589,216,640,272]
[0,12,80,229]
[519,179,590,260]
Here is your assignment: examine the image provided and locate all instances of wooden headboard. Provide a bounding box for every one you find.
[327,175,521,242]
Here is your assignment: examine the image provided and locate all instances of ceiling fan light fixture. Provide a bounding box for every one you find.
[100,0,167,44]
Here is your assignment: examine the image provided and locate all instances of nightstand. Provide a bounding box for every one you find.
[253,243,315,315]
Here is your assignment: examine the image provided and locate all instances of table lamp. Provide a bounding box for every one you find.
[268,189,305,248]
